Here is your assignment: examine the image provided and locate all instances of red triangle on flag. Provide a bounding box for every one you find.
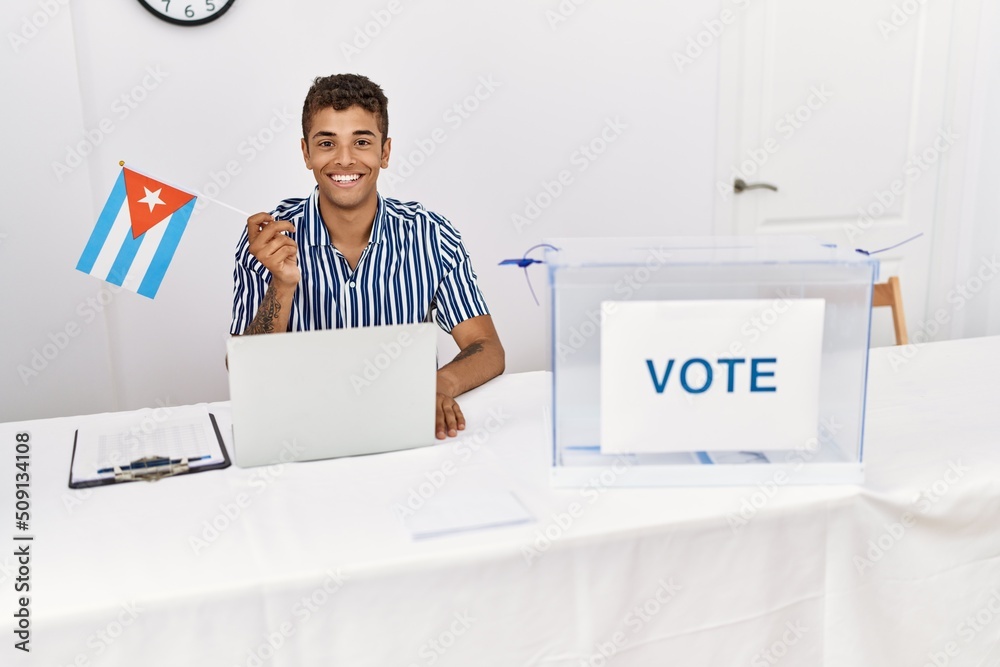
[123,168,196,238]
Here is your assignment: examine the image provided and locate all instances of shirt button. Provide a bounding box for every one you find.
[349,281,356,288]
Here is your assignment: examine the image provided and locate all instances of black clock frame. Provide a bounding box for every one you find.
[136,0,237,27]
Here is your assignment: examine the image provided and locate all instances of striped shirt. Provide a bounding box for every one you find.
[230,188,490,334]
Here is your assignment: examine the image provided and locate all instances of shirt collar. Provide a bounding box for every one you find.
[302,187,387,248]
[370,193,387,246]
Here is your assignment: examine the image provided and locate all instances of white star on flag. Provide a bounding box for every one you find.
[138,187,165,212]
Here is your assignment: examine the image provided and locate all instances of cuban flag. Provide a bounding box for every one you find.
[76,167,197,299]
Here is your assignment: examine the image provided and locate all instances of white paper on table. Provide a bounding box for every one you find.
[399,488,534,540]
[70,405,226,485]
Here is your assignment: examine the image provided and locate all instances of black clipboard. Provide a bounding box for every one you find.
[68,413,231,489]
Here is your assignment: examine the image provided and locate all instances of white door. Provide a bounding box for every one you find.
[713,0,959,347]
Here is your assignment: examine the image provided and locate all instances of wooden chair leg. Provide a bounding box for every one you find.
[888,276,908,345]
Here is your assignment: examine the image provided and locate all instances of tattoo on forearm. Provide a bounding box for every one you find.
[452,342,484,363]
[245,287,281,335]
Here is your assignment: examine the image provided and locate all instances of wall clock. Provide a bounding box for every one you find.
[136,0,236,26]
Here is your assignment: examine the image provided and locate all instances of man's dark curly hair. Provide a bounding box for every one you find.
[301,74,389,145]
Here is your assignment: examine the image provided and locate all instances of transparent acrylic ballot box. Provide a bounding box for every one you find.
[546,237,877,487]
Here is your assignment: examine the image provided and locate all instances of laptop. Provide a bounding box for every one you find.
[226,323,437,467]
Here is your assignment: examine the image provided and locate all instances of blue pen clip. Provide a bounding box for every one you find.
[97,455,212,481]
[499,258,543,268]
[499,244,560,306]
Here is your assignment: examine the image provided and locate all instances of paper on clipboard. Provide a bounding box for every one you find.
[69,405,229,487]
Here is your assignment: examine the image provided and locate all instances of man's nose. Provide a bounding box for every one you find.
[333,144,354,165]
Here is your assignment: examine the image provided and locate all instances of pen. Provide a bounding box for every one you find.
[97,455,211,474]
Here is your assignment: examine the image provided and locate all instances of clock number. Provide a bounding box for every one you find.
[143,0,232,24]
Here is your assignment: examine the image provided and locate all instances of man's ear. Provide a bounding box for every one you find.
[381,137,391,169]
[301,137,311,168]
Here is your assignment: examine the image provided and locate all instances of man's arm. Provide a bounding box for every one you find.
[240,213,300,336]
[243,283,294,335]
[435,314,505,439]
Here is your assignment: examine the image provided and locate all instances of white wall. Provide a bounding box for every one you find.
[1,0,723,420]
[7,1,997,423]
[922,0,1000,344]
[1,0,117,421]
[953,0,1000,338]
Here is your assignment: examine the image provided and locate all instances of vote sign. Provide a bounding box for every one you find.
[600,299,826,454]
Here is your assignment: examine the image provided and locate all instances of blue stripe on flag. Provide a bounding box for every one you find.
[106,222,146,286]
[137,198,195,298]
[76,170,126,273]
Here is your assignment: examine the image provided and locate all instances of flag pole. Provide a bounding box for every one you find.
[190,191,251,218]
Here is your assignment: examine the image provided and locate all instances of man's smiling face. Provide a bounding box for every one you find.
[301,105,390,216]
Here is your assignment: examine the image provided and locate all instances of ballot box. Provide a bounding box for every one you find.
[545,236,878,486]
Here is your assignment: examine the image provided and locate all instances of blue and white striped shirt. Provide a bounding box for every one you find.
[231,189,490,334]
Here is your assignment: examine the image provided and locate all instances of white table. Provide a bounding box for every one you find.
[4,337,1000,666]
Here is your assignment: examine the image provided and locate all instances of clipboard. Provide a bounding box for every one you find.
[68,408,231,489]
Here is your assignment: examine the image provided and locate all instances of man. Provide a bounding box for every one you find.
[231,74,504,440]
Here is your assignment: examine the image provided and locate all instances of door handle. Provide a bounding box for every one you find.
[733,178,778,194]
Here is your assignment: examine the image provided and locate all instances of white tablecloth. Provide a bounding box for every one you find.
[3,337,1000,666]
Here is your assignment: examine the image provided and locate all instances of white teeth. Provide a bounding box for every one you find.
[331,174,360,182]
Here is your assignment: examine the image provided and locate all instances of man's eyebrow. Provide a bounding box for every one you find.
[311,129,378,140]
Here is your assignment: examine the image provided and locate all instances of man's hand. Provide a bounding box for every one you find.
[435,392,466,440]
[247,213,300,287]
[433,315,504,440]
